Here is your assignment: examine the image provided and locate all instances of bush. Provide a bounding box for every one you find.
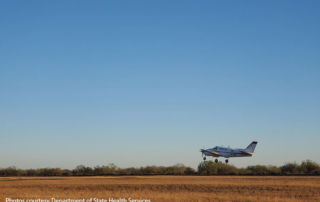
[62,169,72,176]
[280,162,300,174]
[300,160,320,174]
[198,161,217,175]
[247,165,269,175]
[184,167,196,174]
[311,169,320,175]
[216,162,239,174]
[238,168,252,175]
[267,165,281,175]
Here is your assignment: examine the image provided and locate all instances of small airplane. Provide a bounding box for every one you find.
[200,141,258,163]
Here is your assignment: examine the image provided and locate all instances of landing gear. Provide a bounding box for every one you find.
[215,159,218,163]
[225,159,229,163]
[203,157,206,161]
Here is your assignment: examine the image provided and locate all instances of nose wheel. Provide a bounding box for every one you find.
[203,157,206,160]
[215,159,218,163]
[225,159,229,163]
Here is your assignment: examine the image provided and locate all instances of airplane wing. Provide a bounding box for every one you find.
[240,151,253,156]
[201,149,220,156]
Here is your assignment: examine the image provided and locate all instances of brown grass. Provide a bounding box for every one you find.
[1,176,320,202]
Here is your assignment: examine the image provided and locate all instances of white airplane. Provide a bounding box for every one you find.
[200,141,258,163]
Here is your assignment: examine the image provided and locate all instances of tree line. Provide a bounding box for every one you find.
[197,159,320,175]
[0,160,319,176]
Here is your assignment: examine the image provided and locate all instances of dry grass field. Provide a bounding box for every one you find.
[1,176,320,202]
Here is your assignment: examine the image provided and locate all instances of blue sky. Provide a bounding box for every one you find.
[1,0,319,169]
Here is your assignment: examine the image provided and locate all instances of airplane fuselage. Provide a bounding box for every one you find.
[200,141,258,163]
[202,146,252,158]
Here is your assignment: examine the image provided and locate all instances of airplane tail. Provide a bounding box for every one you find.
[245,141,258,153]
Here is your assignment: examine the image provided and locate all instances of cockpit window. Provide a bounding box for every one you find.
[213,147,217,150]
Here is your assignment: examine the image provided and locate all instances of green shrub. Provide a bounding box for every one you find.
[198,161,217,175]
[184,166,196,174]
[280,162,300,174]
[300,160,320,174]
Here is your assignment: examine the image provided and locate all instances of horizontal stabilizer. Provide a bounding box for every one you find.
[240,151,253,156]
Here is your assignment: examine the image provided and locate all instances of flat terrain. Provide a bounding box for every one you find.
[1,176,320,202]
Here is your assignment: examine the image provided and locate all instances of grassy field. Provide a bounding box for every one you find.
[1,176,320,202]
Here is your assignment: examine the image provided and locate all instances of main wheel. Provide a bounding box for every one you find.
[215,159,218,163]
[203,157,206,160]
[225,159,229,163]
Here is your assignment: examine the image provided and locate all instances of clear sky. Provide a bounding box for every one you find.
[1,0,319,169]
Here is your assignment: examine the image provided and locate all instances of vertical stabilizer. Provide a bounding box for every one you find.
[246,141,258,153]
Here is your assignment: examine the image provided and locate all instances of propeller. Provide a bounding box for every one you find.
[200,146,205,157]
